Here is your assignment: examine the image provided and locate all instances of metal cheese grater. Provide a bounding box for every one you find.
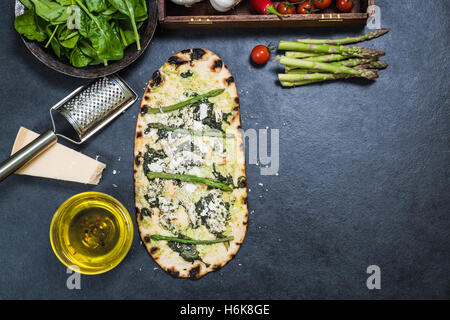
[0,74,137,182]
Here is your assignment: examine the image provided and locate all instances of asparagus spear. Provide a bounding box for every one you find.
[147,89,225,114]
[279,72,357,82]
[281,73,353,87]
[285,58,365,71]
[279,56,378,80]
[147,171,233,192]
[293,53,349,63]
[284,67,310,73]
[281,81,316,87]
[286,69,352,76]
[281,79,343,87]
[296,29,390,45]
[285,59,388,72]
[354,60,389,70]
[282,64,387,86]
[150,235,234,245]
[278,41,385,59]
[295,58,387,69]
[329,58,378,68]
[281,66,387,86]
[146,123,234,138]
[285,51,323,58]
[281,79,346,87]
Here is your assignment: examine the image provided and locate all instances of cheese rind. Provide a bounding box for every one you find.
[11,127,106,185]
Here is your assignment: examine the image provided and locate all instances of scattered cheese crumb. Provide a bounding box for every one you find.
[112,183,118,188]
[258,183,264,187]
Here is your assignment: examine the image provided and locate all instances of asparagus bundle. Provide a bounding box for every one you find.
[277,29,389,88]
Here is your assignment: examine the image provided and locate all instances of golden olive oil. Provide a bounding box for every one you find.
[68,207,120,258]
[50,192,133,275]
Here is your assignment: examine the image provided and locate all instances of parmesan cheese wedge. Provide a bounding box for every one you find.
[11,127,106,185]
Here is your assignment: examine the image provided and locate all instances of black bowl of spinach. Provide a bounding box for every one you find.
[14,0,158,78]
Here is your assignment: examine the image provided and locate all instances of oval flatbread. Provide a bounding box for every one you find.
[134,49,248,279]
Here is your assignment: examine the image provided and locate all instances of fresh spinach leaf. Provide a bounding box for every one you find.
[60,33,79,48]
[31,0,71,24]
[118,26,136,46]
[78,39,97,58]
[134,0,147,19]
[78,39,104,65]
[85,0,108,13]
[14,9,47,42]
[76,2,124,61]
[107,0,141,50]
[102,6,118,15]
[70,46,93,67]
[167,235,201,263]
[50,38,62,58]
[55,0,73,5]
[19,0,34,10]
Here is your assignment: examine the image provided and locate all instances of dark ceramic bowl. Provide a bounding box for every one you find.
[14,0,158,78]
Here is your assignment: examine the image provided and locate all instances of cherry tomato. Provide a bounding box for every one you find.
[277,1,296,15]
[296,1,316,14]
[312,0,332,10]
[336,0,354,12]
[251,45,271,65]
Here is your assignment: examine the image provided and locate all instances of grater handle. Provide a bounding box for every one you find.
[0,130,57,183]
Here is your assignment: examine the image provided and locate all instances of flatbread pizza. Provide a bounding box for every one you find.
[134,48,248,279]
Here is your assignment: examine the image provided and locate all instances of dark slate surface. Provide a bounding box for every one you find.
[0,0,449,299]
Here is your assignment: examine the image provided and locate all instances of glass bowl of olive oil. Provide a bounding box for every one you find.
[50,192,133,275]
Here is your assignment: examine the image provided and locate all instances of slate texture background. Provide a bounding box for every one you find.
[0,0,449,299]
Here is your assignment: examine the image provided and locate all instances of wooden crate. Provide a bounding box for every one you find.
[158,0,375,28]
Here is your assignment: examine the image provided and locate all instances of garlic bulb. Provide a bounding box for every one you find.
[170,0,204,7]
[210,0,242,12]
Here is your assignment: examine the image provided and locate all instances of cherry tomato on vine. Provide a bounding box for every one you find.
[296,1,316,14]
[336,0,354,12]
[251,45,271,65]
[312,0,332,10]
[277,1,295,15]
